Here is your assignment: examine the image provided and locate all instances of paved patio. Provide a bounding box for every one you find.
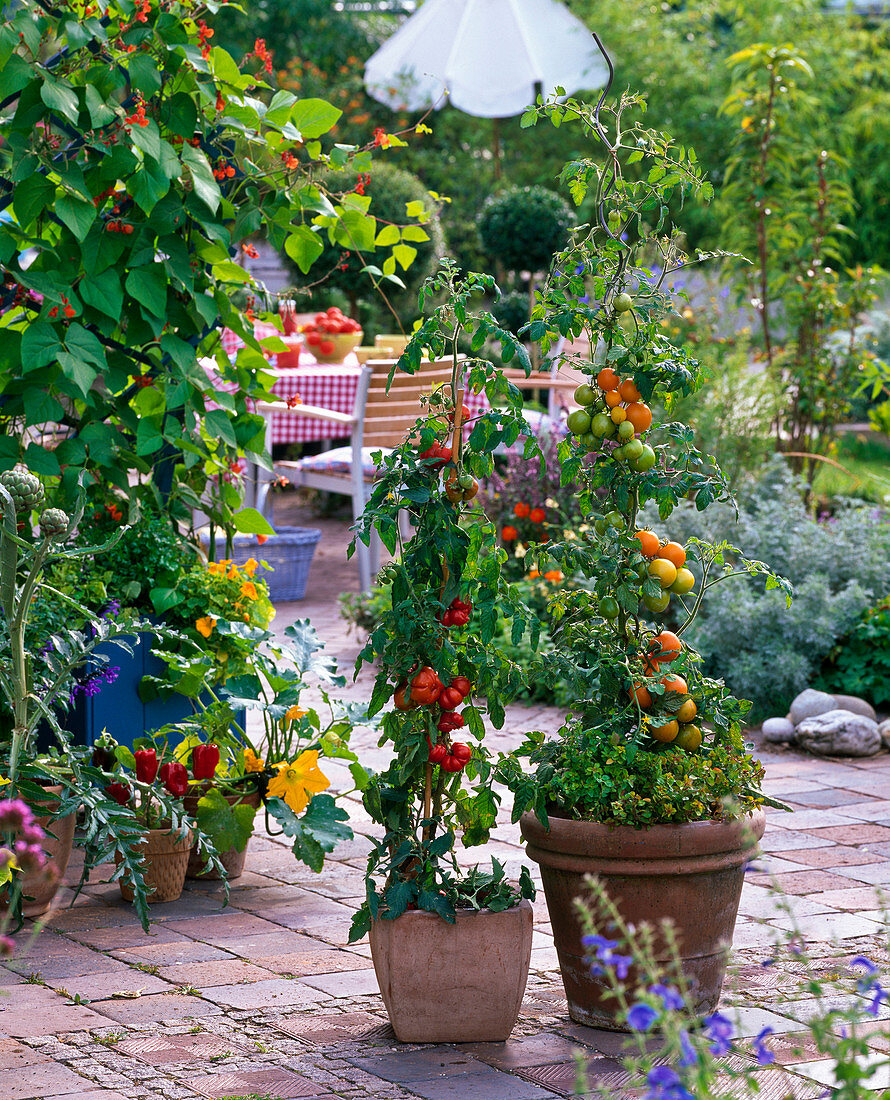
[2,503,889,1099]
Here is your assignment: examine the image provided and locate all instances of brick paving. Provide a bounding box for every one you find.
[2,504,889,1098]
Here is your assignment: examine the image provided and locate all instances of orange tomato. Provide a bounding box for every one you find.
[676,698,698,723]
[650,630,682,663]
[630,683,652,709]
[634,529,660,558]
[603,389,622,408]
[661,673,688,695]
[619,378,642,403]
[625,402,652,433]
[659,541,687,569]
[650,719,679,743]
[596,366,621,391]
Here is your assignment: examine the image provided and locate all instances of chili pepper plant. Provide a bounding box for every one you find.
[348,263,543,940]
[496,80,792,828]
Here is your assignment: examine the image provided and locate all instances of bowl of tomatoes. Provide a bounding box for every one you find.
[301,308,363,363]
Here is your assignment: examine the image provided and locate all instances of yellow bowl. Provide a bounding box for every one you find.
[355,344,396,364]
[308,330,363,363]
[375,333,410,355]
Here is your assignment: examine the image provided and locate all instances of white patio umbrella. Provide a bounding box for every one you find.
[364,0,609,120]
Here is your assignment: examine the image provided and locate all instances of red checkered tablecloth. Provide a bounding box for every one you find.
[219,325,489,447]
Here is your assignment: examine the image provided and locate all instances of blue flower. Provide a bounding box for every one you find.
[752,1026,775,1066]
[649,983,684,1012]
[678,1029,698,1067]
[583,934,632,979]
[643,1065,695,1100]
[703,1011,734,1055]
[626,1002,659,1032]
[850,955,878,977]
[867,983,888,1017]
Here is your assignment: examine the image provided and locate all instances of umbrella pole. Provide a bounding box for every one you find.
[492,117,502,180]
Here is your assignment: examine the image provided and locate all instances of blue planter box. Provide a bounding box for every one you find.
[61,631,197,750]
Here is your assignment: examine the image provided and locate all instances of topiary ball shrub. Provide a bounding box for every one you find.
[478,185,575,274]
[285,162,445,323]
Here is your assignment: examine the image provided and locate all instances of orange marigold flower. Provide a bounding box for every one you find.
[502,525,518,541]
[195,615,216,638]
[513,502,530,519]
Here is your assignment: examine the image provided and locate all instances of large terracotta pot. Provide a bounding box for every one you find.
[117,826,194,904]
[0,786,77,918]
[520,810,765,1029]
[183,787,260,880]
[369,900,533,1043]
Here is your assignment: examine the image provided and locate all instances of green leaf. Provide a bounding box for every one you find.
[181,144,221,214]
[284,225,324,274]
[334,209,376,251]
[374,224,400,247]
[204,408,237,447]
[85,84,116,127]
[80,269,123,319]
[128,52,162,97]
[266,793,352,872]
[56,194,95,241]
[195,788,257,853]
[40,77,80,124]
[391,243,417,271]
[23,389,65,425]
[125,264,167,317]
[56,352,96,398]
[21,322,63,371]
[232,506,276,536]
[290,98,342,138]
[65,324,106,367]
[23,443,60,476]
[135,418,164,455]
[0,54,32,100]
[13,175,55,228]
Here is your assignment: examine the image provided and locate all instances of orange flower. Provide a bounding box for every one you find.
[502,525,518,541]
[529,507,546,524]
[243,557,258,576]
[195,616,216,638]
[527,569,541,580]
[285,705,307,723]
[240,580,258,600]
[256,534,268,545]
[544,570,564,583]
[513,502,530,519]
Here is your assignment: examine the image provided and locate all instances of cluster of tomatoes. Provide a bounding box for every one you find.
[417,425,479,505]
[440,597,472,627]
[634,530,695,612]
[392,667,475,773]
[629,629,702,751]
[566,366,656,472]
[300,307,362,355]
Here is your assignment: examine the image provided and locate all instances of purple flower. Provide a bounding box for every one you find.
[101,599,121,620]
[867,984,888,1017]
[678,1029,698,1067]
[37,639,55,658]
[760,956,777,968]
[69,664,120,704]
[13,839,46,872]
[649,983,684,1012]
[626,1002,659,1032]
[643,1065,695,1100]
[850,955,878,976]
[704,1011,734,1055]
[0,934,14,958]
[583,933,633,979]
[0,799,34,832]
[752,1026,775,1065]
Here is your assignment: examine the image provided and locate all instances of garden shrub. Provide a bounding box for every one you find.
[817,597,890,709]
[478,185,575,274]
[641,459,890,719]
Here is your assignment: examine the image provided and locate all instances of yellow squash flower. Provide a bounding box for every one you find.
[240,580,258,601]
[0,775,9,787]
[266,751,330,814]
[285,705,307,723]
[243,748,265,773]
[242,557,258,576]
[195,615,216,638]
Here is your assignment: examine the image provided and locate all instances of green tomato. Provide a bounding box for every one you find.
[614,291,634,313]
[606,510,624,528]
[630,444,657,472]
[580,432,597,447]
[593,516,608,536]
[598,596,620,620]
[642,589,670,613]
[457,473,475,490]
[574,383,598,406]
[566,409,592,436]
[622,438,644,462]
[613,445,626,462]
[617,420,635,442]
[590,413,612,438]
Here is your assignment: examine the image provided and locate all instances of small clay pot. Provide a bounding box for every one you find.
[369,900,533,1043]
[520,810,765,1029]
[183,787,260,880]
[0,786,77,918]
[117,826,194,904]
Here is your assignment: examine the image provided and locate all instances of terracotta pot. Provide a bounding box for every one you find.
[117,826,194,904]
[183,787,260,880]
[0,786,77,918]
[369,899,534,1043]
[520,810,765,1029]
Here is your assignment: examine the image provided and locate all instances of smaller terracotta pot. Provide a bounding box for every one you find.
[369,900,534,1043]
[117,826,194,904]
[0,786,77,918]
[183,787,260,880]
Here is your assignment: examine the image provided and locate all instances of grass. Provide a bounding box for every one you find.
[813,430,890,505]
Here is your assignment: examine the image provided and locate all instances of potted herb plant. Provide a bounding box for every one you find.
[496,55,791,1030]
[348,264,542,1043]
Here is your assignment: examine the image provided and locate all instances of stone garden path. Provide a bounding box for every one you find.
[2,504,889,1100]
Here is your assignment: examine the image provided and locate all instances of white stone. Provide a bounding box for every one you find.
[879,719,890,751]
[761,717,796,744]
[795,709,882,758]
[831,693,877,722]
[789,689,837,726]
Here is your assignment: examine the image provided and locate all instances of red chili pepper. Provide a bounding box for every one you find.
[427,737,448,765]
[450,741,472,764]
[450,676,473,698]
[409,666,443,706]
[105,782,131,805]
[159,761,189,797]
[134,748,158,785]
[437,711,465,734]
[191,744,220,781]
[437,687,464,711]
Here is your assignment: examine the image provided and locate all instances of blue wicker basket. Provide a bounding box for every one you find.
[207,527,322,602]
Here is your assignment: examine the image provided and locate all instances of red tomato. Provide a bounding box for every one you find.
[450,675,472,698]
[438,686,464,710]
[319,339,335,356]
[306,332,321,347]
